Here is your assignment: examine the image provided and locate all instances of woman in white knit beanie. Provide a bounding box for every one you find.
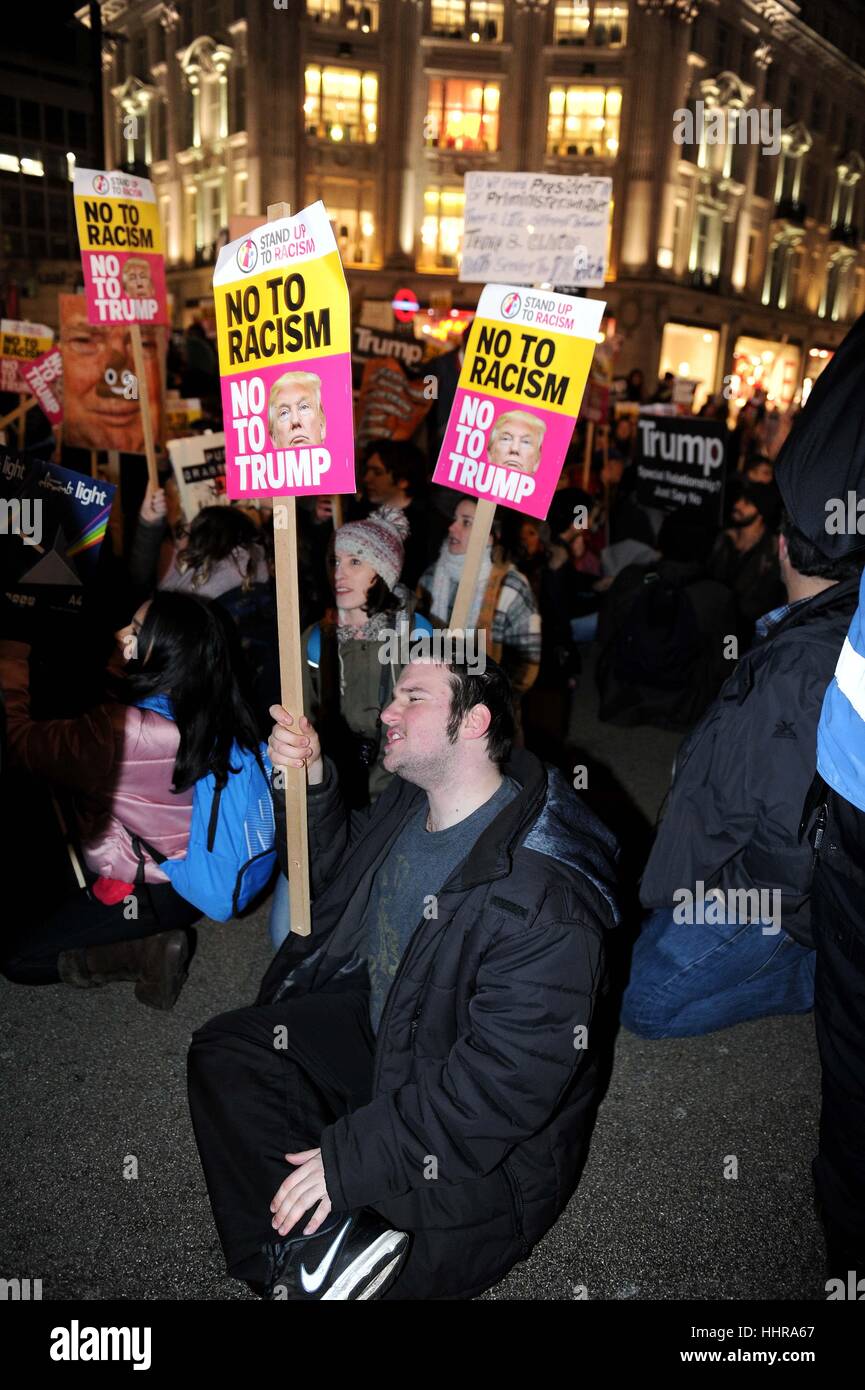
[269,507,433,949]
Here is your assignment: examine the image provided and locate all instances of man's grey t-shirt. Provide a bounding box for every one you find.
[365,777,520,1033]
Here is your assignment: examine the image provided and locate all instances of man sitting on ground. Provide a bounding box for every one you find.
[188,656,618,1300]
[623,516,862,1039]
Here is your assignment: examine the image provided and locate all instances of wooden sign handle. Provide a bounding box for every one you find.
[266,200,312,938]
[449,497,496,632]
[106,449,124,557]
[0,395,38,433]
[130,323,159,491]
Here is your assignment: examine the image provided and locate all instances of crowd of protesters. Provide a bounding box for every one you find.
[2,322,864,1301]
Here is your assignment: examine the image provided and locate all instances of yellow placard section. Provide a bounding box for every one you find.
[460,316,596,417]
[74,194,164,254]
[214,250,350,377]
[0,330,52,361]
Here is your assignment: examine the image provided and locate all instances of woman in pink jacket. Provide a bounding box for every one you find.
[0,591,262,1008]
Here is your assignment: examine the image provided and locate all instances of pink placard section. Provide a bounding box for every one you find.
[221,353,355,500]
[82,252,169,327]
[433,387,577,521]
[21,349,63,425]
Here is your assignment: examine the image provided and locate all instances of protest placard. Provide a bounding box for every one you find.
[356,355,432,448]
[21,349,63,426]
[672,376,699,410]
[634,414,726,524]
[0,449,116,617]
[580,378,610,425]
[352,322,424,376]
[73,168,168,327]
[432,283,604,520]
[461,172,612,287]
[73,169,168,489]
[435,282,604,629]
[58,294,165,456]
[167,434,228,518]
[212,200,354,502]
[0,319,54,392]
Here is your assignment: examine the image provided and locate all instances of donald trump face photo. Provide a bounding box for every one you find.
[487,409,546,475]
[122,258,155,298]
[268,370,326,450]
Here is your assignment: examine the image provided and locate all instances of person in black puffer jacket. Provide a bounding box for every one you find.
[188,655,619,1301]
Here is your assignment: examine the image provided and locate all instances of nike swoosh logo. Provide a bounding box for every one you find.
[299,1219,352,1294]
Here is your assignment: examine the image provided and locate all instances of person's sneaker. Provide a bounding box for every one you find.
[264,1209,409,1301]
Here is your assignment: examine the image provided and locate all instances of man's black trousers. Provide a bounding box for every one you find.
[187,991,375,1287]
[812,788,865,1271]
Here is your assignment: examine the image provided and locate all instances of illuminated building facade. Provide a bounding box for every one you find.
[76,0,865,406]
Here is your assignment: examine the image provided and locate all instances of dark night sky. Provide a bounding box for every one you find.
[3,3,97,68]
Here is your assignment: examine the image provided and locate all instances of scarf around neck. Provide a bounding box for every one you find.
[429,542,493,629]
[335,582,412,644]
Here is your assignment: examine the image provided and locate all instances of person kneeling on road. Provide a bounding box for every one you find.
[187,654,619,1300]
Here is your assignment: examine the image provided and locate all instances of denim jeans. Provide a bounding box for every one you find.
[268,872,291,951]
[621,905,816,1039]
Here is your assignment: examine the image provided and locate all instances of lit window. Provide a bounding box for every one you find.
[425,79,500,152]
[554,3,627,46]
[546,85,621,157]
[20,158,45,177]
[418,187,465,271]
[308,177,378,265]
[0,153,21,173]
[345,2,379,33]
[306,0,341,22]
[306,0,380,30]
[430,2,504,43]
[304,65,378,144]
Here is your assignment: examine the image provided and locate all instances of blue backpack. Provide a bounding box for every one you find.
[131,694,277,921]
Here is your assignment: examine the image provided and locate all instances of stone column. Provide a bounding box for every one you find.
[653,10,701,273]
[101,46,118,168]
[731,42,771,292]
[247,0,302,212]
[509,0,550,172]
[382,0,424,268]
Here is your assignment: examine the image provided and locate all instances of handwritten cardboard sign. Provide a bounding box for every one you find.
[461,172,612,288]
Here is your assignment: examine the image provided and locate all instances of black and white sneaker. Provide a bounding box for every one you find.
[264,1209,409,1301]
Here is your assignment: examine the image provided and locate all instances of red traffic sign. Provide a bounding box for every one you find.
[392,287,420,323]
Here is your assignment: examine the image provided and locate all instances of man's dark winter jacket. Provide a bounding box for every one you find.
[640,575,861,946]
[596,558,737,731]
[258,749,619,1300]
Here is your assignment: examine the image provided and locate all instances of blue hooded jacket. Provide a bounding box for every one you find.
[818,567,865,813]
